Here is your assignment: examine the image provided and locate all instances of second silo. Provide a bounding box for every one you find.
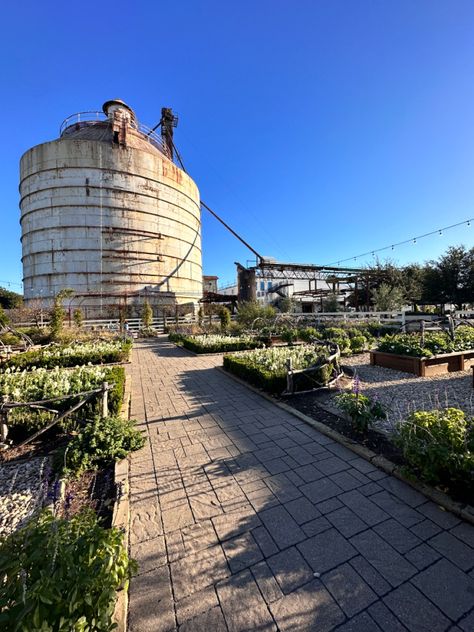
[20,99,202,317]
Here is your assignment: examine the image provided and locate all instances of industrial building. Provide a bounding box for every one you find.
[19,99,203,318]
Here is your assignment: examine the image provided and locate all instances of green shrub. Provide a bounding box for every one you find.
[297,327,321,342]
[280,327,298,345]
[334,391,387,433]
[236,301,276,330]
[0,509,135,631]
[219,307,232,331]
[322,327,351,354]
[178,334,264,354]
[395,408,474,497]
[0,340,132,371]
[349,334,367,353]
[60,416,145,476]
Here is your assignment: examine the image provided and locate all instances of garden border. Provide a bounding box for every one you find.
[218,366,474,526]
[112,369,132,632]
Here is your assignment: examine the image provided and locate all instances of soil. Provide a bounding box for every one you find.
[57,465,116,527]
[284,389,406,466]
[2,429,117,527]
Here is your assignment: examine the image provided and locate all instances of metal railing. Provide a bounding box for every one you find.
[59,112,167,154]
[60,111,107,135]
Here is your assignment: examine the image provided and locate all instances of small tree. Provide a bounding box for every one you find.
[73,308,83,328]
[236,301,276,330]
[219,306,231,331]
[322,293,340,312]
[142,300,153,328]
[372,283,405,311]
[50,289,74,339]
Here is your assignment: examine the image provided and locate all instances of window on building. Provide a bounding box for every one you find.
[260,281,265,291]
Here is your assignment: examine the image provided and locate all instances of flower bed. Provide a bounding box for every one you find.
[172,333,264,354]
[223,345,335,394]
[0,339,132,371]
[0,365,125,432]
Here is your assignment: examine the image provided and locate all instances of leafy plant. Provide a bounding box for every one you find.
[0,509,135,631]
[280,327,298,345]
[73,308,84,328]
[60,416,145,476]
[236,301,276,330]
[141,300,153,328]
[49,289,74,340]
[322,327,351,354]
[297,327,321,343]
[377,326,474,357]
[395,408,474,498]
[219,307,232,332]
[335,389,386,433]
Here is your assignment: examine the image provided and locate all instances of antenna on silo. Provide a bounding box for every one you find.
[161,108,178,160]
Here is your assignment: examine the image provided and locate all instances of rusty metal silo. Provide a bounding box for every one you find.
[20,99,202,317]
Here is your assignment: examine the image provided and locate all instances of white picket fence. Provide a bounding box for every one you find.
[11,310,473,334]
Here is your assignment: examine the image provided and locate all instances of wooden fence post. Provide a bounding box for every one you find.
[0,395,9,446]
[101,382,109,418]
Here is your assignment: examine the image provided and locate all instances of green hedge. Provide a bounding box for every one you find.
[177,335,264,354]
[223,355,333,394]
[1,340,132,372]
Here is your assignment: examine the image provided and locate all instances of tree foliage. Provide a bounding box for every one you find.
[0,286,23,309]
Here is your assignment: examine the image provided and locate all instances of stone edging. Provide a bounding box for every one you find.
[216,366,474,526]
[112,370,132,632]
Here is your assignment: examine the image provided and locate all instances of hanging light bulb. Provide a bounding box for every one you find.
[413,238,417,244]
[468,221,471,227]
[439,230,443,235]
[391,245,394,251]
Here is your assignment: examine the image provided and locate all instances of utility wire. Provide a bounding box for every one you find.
[324,218,473,266]
[170,138,263,261]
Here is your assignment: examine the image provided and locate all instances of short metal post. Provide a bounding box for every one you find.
[286,358,293,394]
[101,382,109,418]
[420,320,425,347]
[0,395,9,445]
[401,310,406,333]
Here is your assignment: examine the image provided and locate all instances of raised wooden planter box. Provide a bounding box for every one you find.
[370,349,474,377]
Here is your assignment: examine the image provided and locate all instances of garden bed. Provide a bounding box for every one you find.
[370,349,474,376]
[0,339,132,371]
[224,345,337,394]
[288,392,405,465]
[171,333,264,354]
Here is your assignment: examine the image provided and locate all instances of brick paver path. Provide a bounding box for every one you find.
[128,340,474,632]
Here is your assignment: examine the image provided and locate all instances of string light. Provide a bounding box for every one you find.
[324,217,473,267]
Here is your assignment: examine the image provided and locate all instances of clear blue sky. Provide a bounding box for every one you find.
[1,0,473,291]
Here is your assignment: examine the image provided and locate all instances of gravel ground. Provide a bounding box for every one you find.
[0,456,50,538]
[338,353,474,433]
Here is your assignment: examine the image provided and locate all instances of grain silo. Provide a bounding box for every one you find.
[20,99,202,318]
